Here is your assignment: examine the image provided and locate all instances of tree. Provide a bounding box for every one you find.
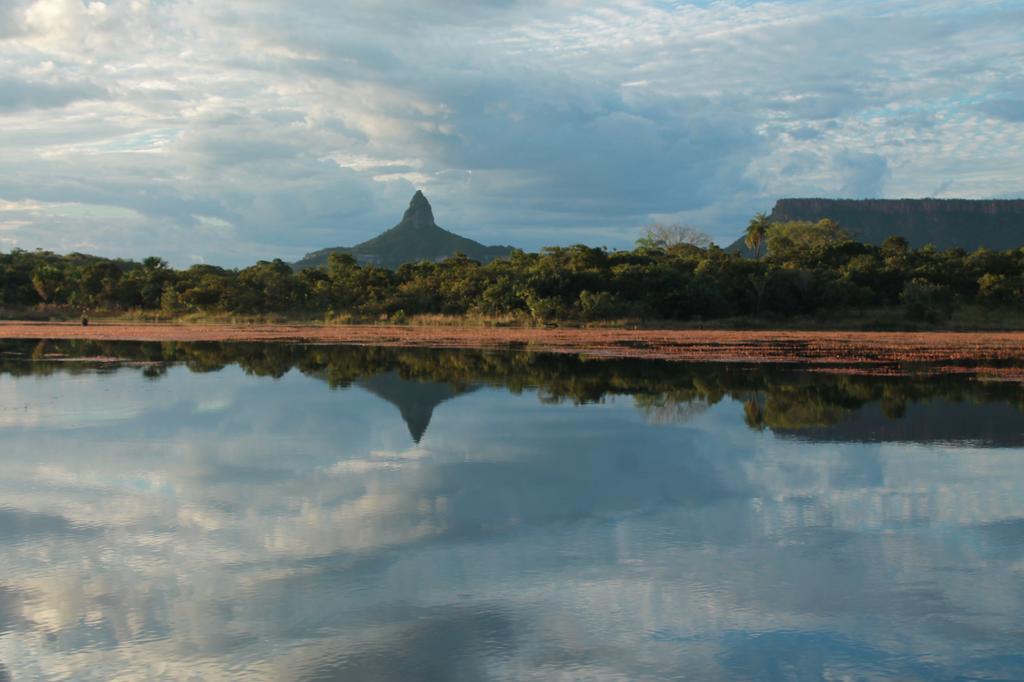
[142,256,169,271]
[766,219,848,264]
[881,236,909,256]
[636,223,712,251]
[130,256,176,308]
[74,261,124,309]
[977,273,1019,308]
[900,278,953,323]
[744,212,771,259]
[31,265,66,303]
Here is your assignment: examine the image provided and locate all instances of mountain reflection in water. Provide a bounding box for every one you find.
[0,339,1022,679]
[355,371,479,443]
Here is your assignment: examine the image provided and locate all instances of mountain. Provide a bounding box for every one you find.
[728,198,1024,254]
[356,370,479,443]
[294,191,515,270]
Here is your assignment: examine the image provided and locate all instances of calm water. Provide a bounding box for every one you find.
[1,340,1023,680]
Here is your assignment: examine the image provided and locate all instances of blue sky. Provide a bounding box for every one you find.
[0,0,1022,266]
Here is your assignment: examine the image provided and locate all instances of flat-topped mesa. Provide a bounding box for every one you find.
[727,197,1024,254]
[402,190,436,229]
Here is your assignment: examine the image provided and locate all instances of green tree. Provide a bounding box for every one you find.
[900,278,954,323]
[766,219,848,264]
[31,265,66,303]
[744,212,771,259]
[977,273,1019,308]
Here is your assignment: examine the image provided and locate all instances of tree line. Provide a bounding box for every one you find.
[2,216,1024,324]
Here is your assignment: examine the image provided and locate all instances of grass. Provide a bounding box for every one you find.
[4,305,1024,332]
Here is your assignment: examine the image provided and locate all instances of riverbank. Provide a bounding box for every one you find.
[3,321,1024,368]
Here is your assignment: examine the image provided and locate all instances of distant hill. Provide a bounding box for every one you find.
[294,191,515,270]
[728,198,1024,254]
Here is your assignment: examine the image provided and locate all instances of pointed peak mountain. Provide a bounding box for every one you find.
[400,190,435,229]
[293,189,516,270]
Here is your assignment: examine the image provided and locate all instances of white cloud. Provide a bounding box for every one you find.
[0,0,1020,264]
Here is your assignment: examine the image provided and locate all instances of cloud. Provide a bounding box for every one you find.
[979,98,1024,123]
[0,0,1020,263]
[0,7,22,38]
[0,77,105,111]
[835,150,891,198]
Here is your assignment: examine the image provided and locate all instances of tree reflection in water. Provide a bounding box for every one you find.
[3,338,1024,446]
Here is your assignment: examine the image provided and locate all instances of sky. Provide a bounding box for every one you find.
[0,0,1022,266]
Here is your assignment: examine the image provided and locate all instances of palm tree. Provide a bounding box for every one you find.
[744,212,771,259]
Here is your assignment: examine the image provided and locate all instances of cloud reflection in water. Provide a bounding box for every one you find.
[0,341,1021,679]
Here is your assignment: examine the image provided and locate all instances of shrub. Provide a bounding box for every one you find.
[900,278,953,323]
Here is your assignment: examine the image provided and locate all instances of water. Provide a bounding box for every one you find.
[1,339,1023,680]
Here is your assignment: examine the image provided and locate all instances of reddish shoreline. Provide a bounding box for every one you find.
[3,321,1024,367]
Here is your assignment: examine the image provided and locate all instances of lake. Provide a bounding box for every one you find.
[1,339,1023,680]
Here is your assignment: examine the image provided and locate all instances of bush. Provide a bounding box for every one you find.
[576,290,624,321]
[525,295,566,323]
[900,278,953,323]
[977,273,1019,308]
